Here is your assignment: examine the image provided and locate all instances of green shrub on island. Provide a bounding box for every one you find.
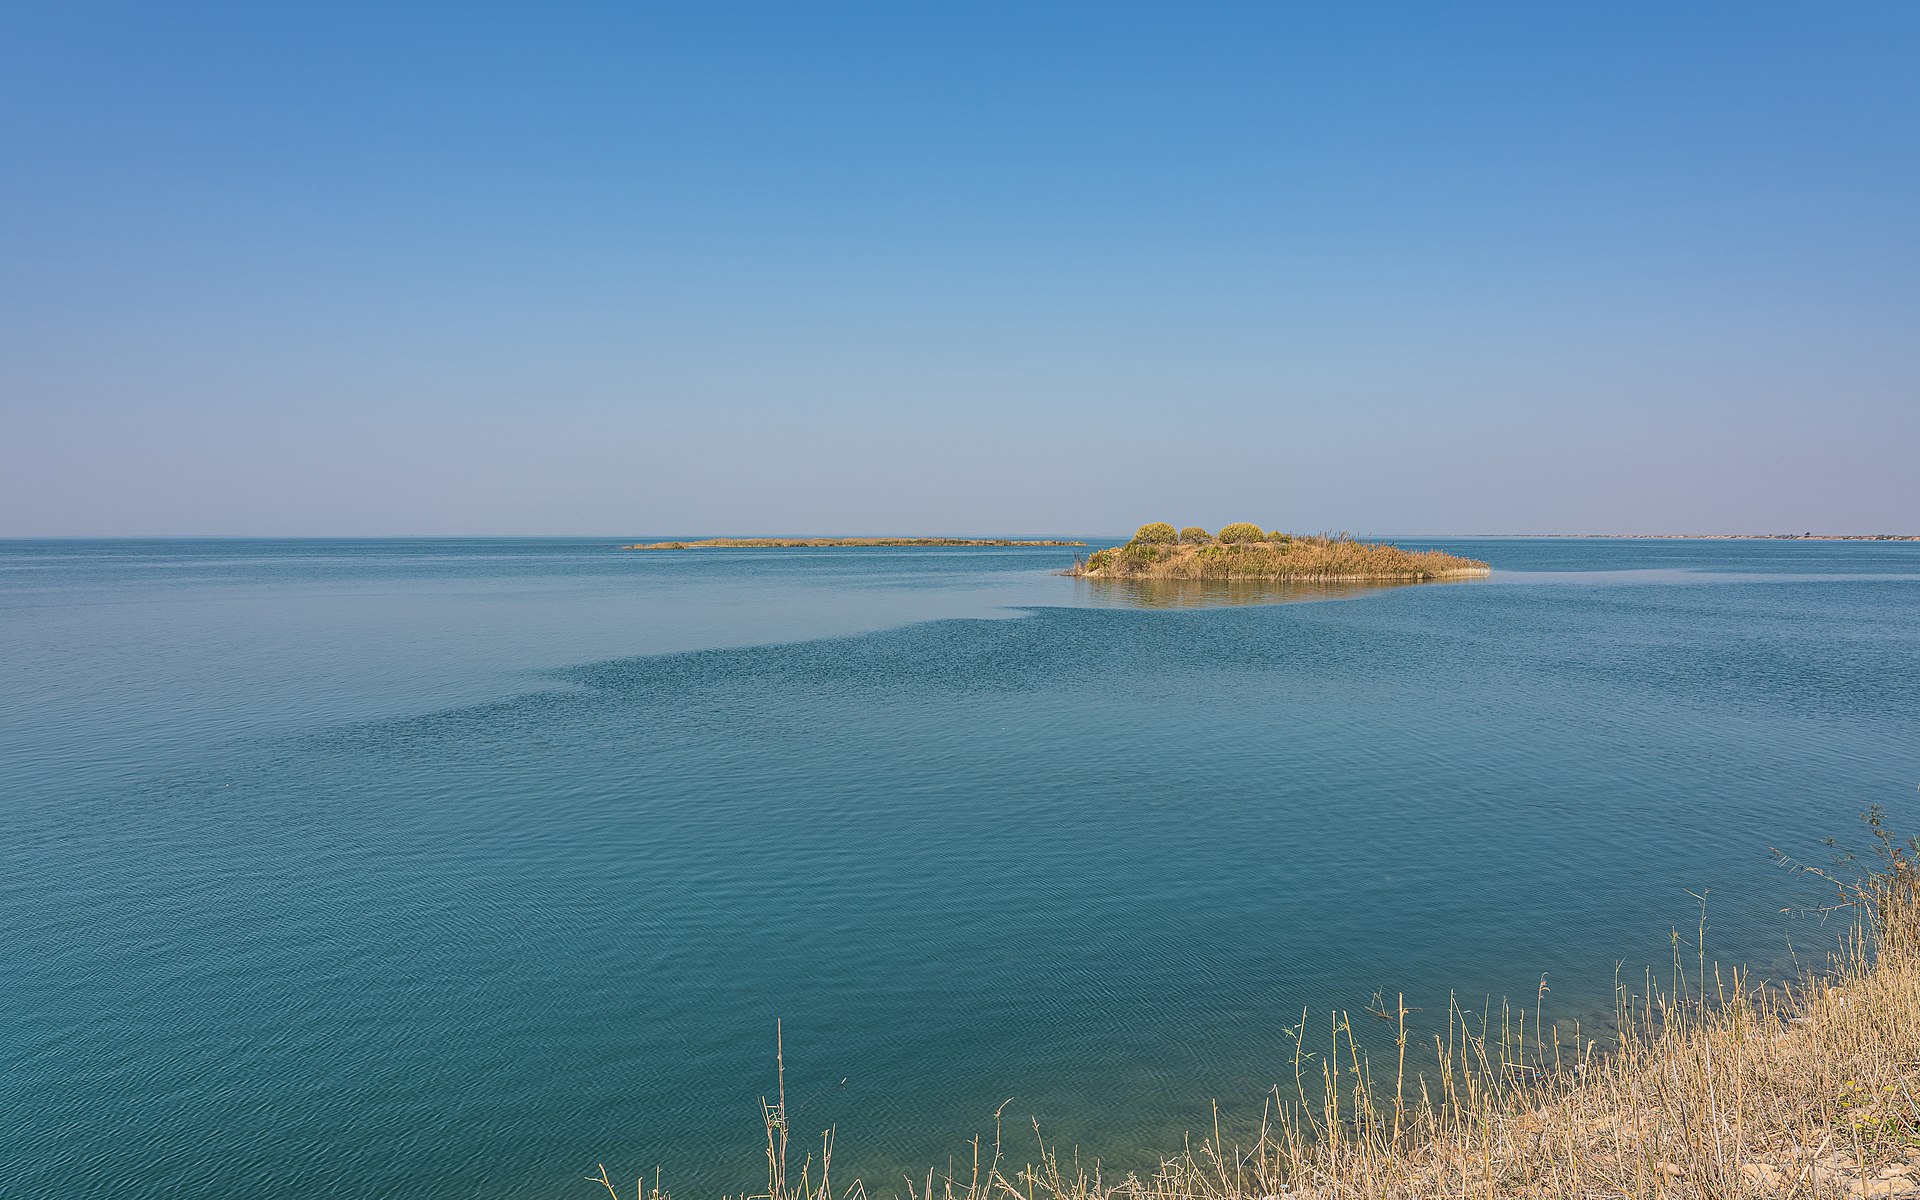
[1131,522,1178,545]
[1178,526,1214,544]
[1265,530,1291,543]
[1084,548,1117,571]
[1217,522,1267,544]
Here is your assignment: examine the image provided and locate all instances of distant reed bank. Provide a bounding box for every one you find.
[623,537,1088,549]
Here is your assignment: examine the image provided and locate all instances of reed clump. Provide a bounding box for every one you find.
[592,811,1920,1200]
[1071,530,1488,582]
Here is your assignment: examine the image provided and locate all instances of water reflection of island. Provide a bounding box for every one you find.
[1072,574,1484,609]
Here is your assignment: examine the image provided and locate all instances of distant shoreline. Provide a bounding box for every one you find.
[1546,533,1919,541]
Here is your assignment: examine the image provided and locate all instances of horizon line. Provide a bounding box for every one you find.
[3,531,1916,542]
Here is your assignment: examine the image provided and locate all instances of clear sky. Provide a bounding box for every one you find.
[3,2,1916,536]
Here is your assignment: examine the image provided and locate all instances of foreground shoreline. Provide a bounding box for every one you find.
[595,827,1920,1200]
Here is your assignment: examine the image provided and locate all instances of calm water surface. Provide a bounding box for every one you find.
[4,538,1918,1198]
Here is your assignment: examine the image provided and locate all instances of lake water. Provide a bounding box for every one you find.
[4,537,1918,1199]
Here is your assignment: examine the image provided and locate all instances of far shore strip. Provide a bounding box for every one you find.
[622,537,1088,550]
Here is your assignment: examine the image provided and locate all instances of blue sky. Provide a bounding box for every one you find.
[3,2,1916,535]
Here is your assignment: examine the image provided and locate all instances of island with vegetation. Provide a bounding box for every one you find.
[622,537,1088,550]
[1068,522,1490,582]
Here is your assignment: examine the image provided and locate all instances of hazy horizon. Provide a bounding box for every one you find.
[5,529,1915,541]
[5,3,1917,537]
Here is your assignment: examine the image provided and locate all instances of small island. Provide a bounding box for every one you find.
[623,536,1088,550]
[1069,523,1490,581]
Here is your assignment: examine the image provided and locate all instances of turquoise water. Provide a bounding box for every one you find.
[4,538,1918,1198]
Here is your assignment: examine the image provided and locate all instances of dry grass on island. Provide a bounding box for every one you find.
[1068,523,1489,582]
[623,537,1088,550]
[592,813,1920,1200]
